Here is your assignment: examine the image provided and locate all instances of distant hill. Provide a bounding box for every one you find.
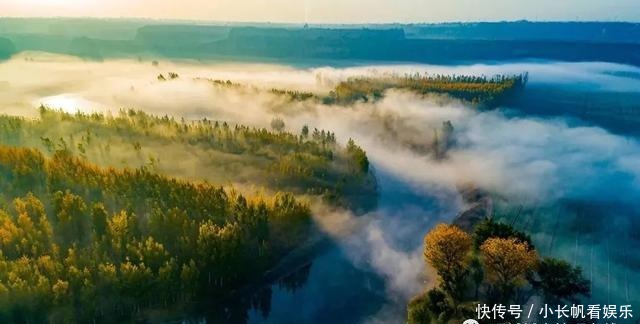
[404,21,640,43]
[1,18,639,65]
[205,27,640,64]
[0,37,16,59]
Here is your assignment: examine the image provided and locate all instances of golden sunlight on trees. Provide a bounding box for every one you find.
[423,224,472,297]
[0,143,316,322]
[480,237,538,299]
[329,73,527,107]
[411,218,590,323]
[0,108,377,211]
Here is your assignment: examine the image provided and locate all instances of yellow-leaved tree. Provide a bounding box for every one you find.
[480,237,538,301]
[423,223,472,299]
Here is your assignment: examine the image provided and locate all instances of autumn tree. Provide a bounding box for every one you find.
[423,224,472,299]
[0,111,355,321]
[480,237,538,301]
[52,191,89,246]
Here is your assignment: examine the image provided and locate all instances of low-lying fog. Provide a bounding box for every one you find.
[1,52,639,321]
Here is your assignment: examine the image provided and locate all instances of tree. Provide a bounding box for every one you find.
[107,211,137,261]
[409,288,451,323]
[301,125,309,138]
[13,194,52,257]
[437,121,454,158]
[346,138,369,174]
[90,203,108,237]
[52,191,89,246]
[423,224,472,299]
[129,236,169,273]
[534,257,590,303]
[480,237,538,301]
[270,118,285,132]
[469,256,484,299]
[473,219,533,250]
[407,292,432,324]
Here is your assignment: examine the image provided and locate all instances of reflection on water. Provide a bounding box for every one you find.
[245,171,460,324]
[277,263,312,294]
[248,248,387,324]
[164,170,457,324]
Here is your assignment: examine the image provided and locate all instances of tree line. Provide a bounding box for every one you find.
[328,73,528,107]
[199,73,527,109]
[0,108,377,212]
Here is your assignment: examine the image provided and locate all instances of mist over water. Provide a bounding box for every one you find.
[247,170,459,323]
[1,52,639,322]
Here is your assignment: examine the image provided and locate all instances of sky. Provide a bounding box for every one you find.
[1,0,639,23]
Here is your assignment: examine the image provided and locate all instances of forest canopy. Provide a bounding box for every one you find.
[0,108,377,212]
[0,144,313,322]
[0,107,378,322]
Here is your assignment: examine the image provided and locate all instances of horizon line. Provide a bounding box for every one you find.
[1,16,640,26]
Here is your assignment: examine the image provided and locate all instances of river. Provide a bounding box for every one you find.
[245,169,461,323]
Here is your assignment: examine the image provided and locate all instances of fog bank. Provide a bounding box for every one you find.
[2,52,640,319]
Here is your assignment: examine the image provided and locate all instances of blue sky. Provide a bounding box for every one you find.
[1,0,639,23]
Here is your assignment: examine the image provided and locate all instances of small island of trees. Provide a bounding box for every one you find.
[327,73,528,107]
[201,73,527,109]
[409,219,590,323]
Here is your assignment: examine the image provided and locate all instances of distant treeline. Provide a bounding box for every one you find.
[204,73,526,108]
[328,73,528,107]
[0,37,15,59]
[404,21,640,43]
[2,18,640,65]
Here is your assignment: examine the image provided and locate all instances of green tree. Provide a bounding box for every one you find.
[271,118,285,132]
[534,257,590,303]
[473,219,533,250]
[52,191,89,246]
[346,138,369,174]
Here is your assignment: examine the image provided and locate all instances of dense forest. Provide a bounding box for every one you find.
[0,108,379,322]
[0,144,313,322]
[0,106,382,322]
[0,108,376,212]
